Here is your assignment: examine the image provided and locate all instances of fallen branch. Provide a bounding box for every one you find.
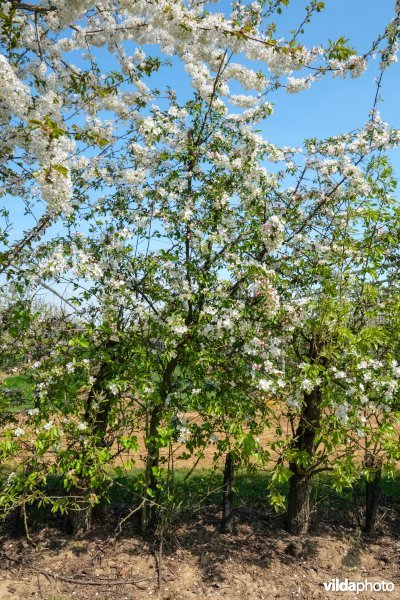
[2,553,152,588]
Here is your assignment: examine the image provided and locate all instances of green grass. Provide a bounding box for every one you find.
[3,374,34,399]
[173,467,270,508]
[0,373,34,411]
[103,466,269,511]
[107,467,400,515]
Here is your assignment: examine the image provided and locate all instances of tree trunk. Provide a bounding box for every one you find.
[286,472,311,535]
[141,406,161,535]
[67,486,92,535]
[140,359,177,535]
[286,387,322,535]
[67,340,117,535]
[220,451,235,534]
[365,455,382,534]
[83,341,117,439]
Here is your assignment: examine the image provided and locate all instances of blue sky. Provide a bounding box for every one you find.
[262,0,400,147]
[144,0,400,147]
[4,1,400,249]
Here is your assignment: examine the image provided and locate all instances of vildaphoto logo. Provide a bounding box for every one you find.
[323,578,395,594]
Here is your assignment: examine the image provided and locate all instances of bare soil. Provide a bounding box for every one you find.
[1,499,400,600]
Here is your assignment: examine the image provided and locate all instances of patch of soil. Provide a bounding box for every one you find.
[1,500,400,600]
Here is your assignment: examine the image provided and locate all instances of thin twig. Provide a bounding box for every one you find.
[22,503,36,547]
[2,554,151,588]
[34,11,43,61]
[115,500,145,535]
[36,572,43,599]
[157,536,163,590]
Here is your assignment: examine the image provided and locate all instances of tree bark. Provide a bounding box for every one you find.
[141,406,161,535]
[286,472,311,535]
[365,455,382,535]
[220,451,235,534]
[286,387,322,535]
[140,356,178,535]
[67,486,92,535]
[67,340,117,535]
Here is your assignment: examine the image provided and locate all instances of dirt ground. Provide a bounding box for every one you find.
[1,499,400,600]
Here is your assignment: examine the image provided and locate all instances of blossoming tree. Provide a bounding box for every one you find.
[1,0,400,539]
[260,145,400,534]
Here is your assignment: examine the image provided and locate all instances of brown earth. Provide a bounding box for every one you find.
[1,500,400,600]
